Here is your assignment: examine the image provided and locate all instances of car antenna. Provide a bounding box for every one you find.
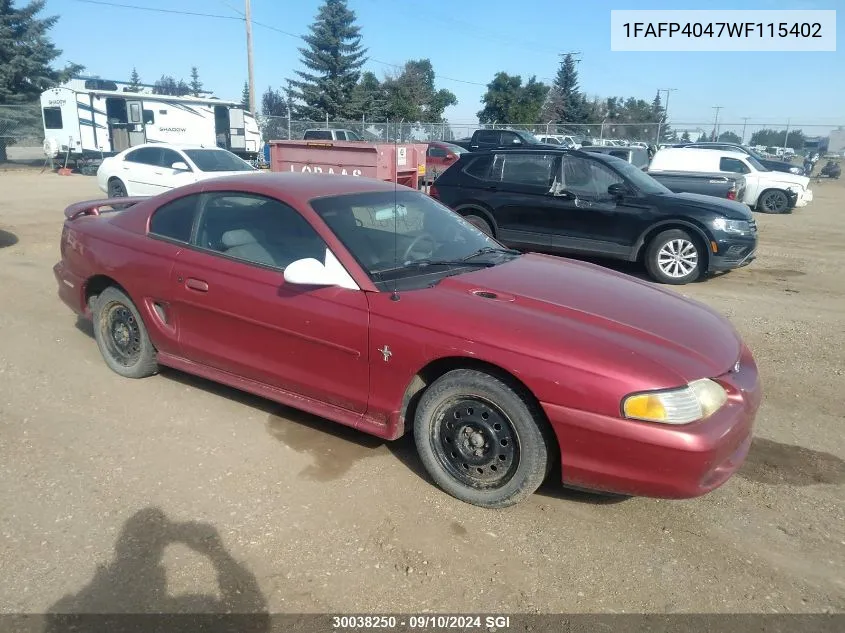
[390,128,401,302]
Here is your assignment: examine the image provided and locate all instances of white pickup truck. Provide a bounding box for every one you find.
[649,147,813,213]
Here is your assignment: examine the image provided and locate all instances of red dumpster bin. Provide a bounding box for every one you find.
[268,140,427,189]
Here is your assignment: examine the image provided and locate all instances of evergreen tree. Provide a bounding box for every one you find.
[289,0,367,120]
[127,67,141,92]
[0,0,83,160]
[546,54,585,124]
[153,75,190,97]
[680,130,691,142]
[241,81,251,110]
[651,90,672,142]
[189,66,203,97]
[478,72,549,124]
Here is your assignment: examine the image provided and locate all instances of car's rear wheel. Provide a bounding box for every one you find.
[645,229,703,285]
[413,369,555,508]
[93,286,158,379]
[463,213,493,236]
[757,189,791,214]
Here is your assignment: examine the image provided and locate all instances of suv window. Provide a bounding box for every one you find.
[500,132,523,146]
[125,147,161,166]
[158,148,185,169]
[149,195,198,243]
[194,193,326,269]
[562,156,624,200]
[719,157,750,174]
[335,131,347,141]
[304,130,333,140]
[492,153,555,187]
[463,155,492,180]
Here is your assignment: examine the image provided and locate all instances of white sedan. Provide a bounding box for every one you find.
[96,143,258,198]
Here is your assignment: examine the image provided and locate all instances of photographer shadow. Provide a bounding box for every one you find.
[43,507,269,633]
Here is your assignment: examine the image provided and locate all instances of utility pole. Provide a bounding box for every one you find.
[655,88,677,143]
[784,118,791,151]
[741,117,750,144]
[711,106,723,141]
[245,0,256,115]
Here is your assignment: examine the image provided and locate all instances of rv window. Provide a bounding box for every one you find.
[143,110,155,125]
[43,107,63,130]
[128,103,142,123]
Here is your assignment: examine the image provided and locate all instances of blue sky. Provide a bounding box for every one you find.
[45,0,843,134]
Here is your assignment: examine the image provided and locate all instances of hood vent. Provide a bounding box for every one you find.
[470,289,515,302]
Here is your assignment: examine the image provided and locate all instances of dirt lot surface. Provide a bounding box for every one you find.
[1,170,843,616]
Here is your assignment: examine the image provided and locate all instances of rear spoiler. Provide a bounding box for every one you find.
[63,197,149,221]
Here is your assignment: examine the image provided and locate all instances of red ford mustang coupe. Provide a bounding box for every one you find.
[54,173,761,507]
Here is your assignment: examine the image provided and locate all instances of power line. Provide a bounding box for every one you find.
[71,0,241,20]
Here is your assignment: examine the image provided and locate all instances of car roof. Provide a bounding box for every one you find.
[123,143,222,152]
[660,147,749,160]
[199,172,415,199]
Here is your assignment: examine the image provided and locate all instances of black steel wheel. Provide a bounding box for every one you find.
[433,397,519,490]
[93,286,158,379]
[414,369,555,508]
[757,189,791,214]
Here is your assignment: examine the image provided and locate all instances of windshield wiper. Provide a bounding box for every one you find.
[376,259,497,275]
[460,246,521,261]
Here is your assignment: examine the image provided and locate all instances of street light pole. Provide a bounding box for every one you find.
[712,106,723,141]
[655,88,677,143]
[741,117,750,144]
[245,0,256,115]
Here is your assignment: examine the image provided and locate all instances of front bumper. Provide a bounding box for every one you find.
[708,232,758,272]
[794,188,813,207]
[541,345,761,499]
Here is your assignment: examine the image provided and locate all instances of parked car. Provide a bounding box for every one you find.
[452,128,553,152]
[423,141,467,185]
[648,171,746,202]
[430,148,758,284]
[650,148,813,213]
[303,129,364,141]
[54,172,761,508]
[672,142,805,175]
[580,145,650,170]
[96,144,257,198]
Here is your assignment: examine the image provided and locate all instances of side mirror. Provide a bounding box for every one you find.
[283,258,336,287]
[171,161,190,171]
[607,183,629,198]
[511,138,522,145]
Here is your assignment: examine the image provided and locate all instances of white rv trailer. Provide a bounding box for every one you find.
[40,80,261,163]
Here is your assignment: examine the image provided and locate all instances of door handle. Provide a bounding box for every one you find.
[485,185,498,191]
[185,278,209,292]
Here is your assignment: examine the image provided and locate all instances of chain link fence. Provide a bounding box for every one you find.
[0,104,44,164]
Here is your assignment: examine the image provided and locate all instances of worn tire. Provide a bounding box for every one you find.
[463,213,494,236]
[92,286,159,379]
[413,369,555,508]
[757,189,791,214]
[644,228,703,285]
[107,178,130,210]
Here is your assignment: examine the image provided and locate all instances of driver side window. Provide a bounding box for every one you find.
[562,156,623,201]
[193,193,327,270]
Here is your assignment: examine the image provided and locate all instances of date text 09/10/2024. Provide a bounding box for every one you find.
[332,615,512,629]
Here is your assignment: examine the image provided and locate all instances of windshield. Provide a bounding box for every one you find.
[746,155,769,171]
[310,190,512,289]
[517,130,540,144]
[609,157,672,194]
[184,149,255,172]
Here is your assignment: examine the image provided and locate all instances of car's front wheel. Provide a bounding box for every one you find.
[644,229,703,285]
[413,369,555,508]
[93,286,159,379]
[108,178,127,198]
[757,189,791,213]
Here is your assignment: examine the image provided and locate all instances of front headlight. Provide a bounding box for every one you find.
[712,218,750,234]
[622,379,728,425]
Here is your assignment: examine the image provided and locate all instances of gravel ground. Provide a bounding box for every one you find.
[0,169,843,616]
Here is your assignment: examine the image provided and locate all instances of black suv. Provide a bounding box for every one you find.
[430,148,758,284]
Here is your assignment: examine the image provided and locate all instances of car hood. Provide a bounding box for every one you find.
[758,170,809,188]
[426,254,742,385]
[663,192,753,220]
[195,170,260,179]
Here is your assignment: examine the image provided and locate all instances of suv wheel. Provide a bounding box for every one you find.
[645,229,703,285]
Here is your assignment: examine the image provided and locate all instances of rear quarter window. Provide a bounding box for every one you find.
[463,156,493,180]
[149,195,198,243]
